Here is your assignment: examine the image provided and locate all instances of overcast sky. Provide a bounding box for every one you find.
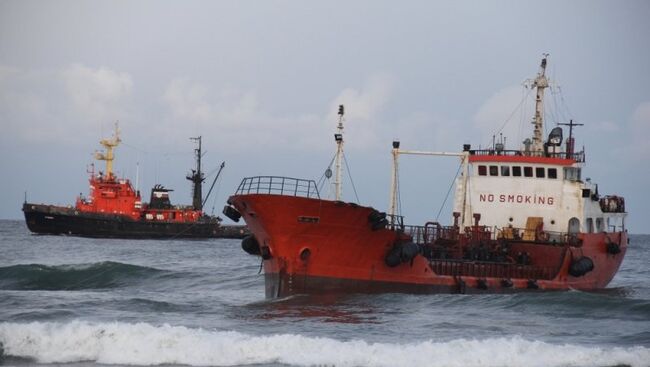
[1,1,649,233]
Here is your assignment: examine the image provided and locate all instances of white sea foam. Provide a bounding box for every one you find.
[1,321,648,367]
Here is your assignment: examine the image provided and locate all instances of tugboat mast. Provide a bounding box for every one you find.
[333,105,345,201]
[528,54,549,153]
[94,122,121,180]
[187,136,205,211]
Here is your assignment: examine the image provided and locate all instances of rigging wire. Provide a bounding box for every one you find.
[551,85,563,123]
[557,86,575,121]
[342,152,360,203]
[210,172,223,216]
[547,87,559,126]
[435,162,463,221]
[517,85,529,146]
[486,87,533,147]
[316,153,337,194]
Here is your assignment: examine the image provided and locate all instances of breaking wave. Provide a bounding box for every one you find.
[0,321,648,367]
[0,262,166,290]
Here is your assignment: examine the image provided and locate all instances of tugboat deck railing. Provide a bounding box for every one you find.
[235,176,320,199]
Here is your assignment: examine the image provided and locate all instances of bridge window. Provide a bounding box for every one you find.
[548,168,558,179]
[512,166,522,177]
[524,166,533,177]
[489,166,499,176]
[586,217,594,233]
[536,167,545,178]
[564,167,582,182]
[478,165,487,176]
[501,166,510,176]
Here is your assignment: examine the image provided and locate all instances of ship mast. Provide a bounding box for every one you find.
[94,122,121,180]
[187,136,205,211]
[528,55,549,153]
[333,105,345,201]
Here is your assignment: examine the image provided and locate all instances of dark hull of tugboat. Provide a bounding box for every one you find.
[228,194,628,298]
[23,203,248,239]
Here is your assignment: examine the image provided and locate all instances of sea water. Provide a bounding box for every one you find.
[1,220,648,367]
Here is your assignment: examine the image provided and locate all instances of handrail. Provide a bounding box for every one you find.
[234,176,320,199]
[469,149,585,163]
[396,222,582,246]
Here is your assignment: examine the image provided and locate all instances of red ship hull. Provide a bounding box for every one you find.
[229,193,627,298]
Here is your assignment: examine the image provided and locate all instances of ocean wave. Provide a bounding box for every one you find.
[0,262,166,290]
[0,321,648,367]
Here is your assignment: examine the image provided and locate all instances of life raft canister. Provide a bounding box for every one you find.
[569,256,594,277]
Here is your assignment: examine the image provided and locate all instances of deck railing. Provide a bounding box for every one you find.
[469,149,586,163]
[235,176,320,199]
[396,222,581,246]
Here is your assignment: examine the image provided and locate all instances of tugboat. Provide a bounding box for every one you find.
[224,57,628,297]
[23,125,247,239]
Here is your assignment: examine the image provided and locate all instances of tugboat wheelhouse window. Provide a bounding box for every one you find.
[489,166,499,176]
[536,167,545,178]
[478,165,487,176]
[524,166,533,177]
[501,166,510,176]
[512,166,522,177]
[548,168,558,179]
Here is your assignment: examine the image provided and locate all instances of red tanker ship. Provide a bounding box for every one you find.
[24,125,247,239]
[224,57,628,297]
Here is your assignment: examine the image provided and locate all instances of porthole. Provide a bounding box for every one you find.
[299,247,311,261]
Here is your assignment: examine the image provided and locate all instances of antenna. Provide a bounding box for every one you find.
[523,55,550,154]
[333,105,345,201]
[186,136,205,211]
[558,119,584,156]
[94,121,121,180]
[135,162,140,194]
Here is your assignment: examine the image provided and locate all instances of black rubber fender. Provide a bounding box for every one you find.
[527,279,539,289]
[477,279,488,290]
[385,241,420,267]
[368,210,388,231]
[399,241,420,262]
[569,256,594,277]
[222,205,241,222]
[368,210,386,223]
[384,246,402,267]
[241,235,260,255]
[606,241,621,255]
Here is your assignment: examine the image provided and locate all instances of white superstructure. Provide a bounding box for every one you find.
[450,57,626,236]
